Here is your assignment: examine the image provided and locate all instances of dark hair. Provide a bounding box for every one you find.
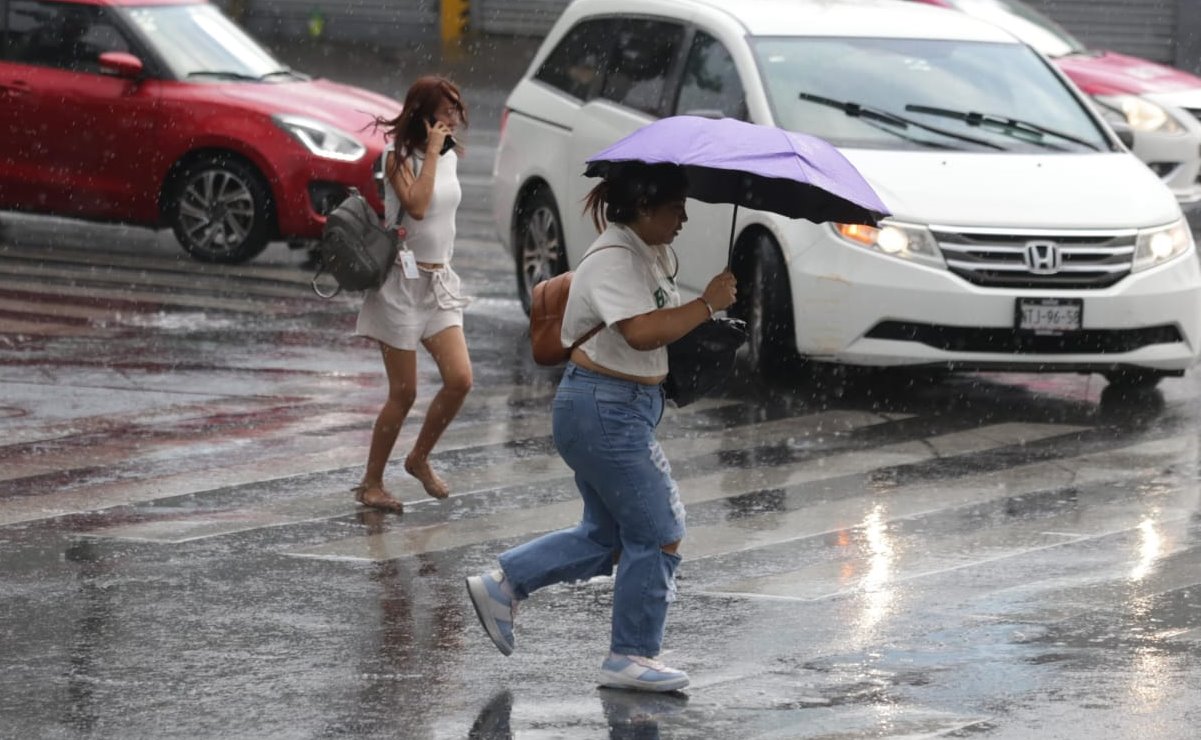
[583,162,688,234]
[373,76,467,166]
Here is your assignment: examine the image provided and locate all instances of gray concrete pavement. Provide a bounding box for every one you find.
[6,198,1201,737]
[5,31,1201,740]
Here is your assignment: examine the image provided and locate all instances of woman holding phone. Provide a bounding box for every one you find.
[353,76,471,513]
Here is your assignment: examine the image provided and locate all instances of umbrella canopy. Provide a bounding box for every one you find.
[585,115,889,227]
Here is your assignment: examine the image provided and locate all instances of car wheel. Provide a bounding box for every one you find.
[1103,368,1166,389]
[168,155,274,264]
[514,186,567,315]
[731,232,796,379]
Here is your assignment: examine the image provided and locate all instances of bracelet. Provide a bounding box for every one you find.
[697,296,715,319]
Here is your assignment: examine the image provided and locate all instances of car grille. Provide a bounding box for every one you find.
[866,321,1182,354]
[933,226,1136,289]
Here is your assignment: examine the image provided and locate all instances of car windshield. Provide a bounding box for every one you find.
[117,3,290,80]
[753,36,1108,152]
[942,0,1087,57]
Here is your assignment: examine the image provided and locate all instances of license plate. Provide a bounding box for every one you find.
[1016,298,1082,333]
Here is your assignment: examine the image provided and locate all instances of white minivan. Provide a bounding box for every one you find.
[492,0,1201,387]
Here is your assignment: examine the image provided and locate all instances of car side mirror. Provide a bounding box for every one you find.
[1109,119,1135,150]
[98,51,143,79]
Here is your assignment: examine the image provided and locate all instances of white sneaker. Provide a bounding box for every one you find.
[465,569,517,656]
[599,654,689,692]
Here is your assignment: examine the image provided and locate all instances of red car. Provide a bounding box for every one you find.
[0,0,401,262]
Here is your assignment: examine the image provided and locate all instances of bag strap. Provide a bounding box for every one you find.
[311,257,341,298]
[565,244,634,353]
[383,149,420,230]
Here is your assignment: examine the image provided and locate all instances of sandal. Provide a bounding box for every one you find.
[404,458,451,500]
[352,483,404,513]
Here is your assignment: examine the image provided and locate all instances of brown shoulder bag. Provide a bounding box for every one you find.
[529,245,627,366]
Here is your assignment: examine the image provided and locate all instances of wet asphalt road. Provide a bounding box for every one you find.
[4,38,1201,740]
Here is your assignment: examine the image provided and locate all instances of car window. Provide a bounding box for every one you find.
[754,36,1108,152]
[5,0,129,72]
[120,4,286,80]
[675,31,746,120]
[534,18,616,100]
[599,20,684,115]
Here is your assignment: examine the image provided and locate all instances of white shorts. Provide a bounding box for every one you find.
[355,265,471,351]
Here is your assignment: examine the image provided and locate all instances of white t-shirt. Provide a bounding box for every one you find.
[562,223,681,377]
[382,145,461,264]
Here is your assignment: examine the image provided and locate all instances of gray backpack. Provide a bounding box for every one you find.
[310,188,399,298]
[311,152,414,298]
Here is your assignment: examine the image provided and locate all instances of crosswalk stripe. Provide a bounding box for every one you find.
[80,409,908,543]
[0,408,366,482]
[0,278,304,314]
[0,295,117,322]
[0,316,105,337]
[280,421,1083,561]
[0,244,314,284]
[0,377,559,479]
[0,390,745,526]
[697,436,1195,601]
[959,505,1201,624]
[0,261,312,299]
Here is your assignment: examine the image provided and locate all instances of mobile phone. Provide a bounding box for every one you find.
[428,116,456,156]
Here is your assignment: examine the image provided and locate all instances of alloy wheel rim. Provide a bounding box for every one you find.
[520,205,562,297]
[178,169,256,257]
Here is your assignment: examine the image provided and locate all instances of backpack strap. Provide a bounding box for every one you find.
[566,244,634,352]
[383,148,421,231]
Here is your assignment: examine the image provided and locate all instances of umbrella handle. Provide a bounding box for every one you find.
[726,203,738,270]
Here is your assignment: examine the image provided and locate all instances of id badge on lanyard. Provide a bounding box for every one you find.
[399,248,419,279]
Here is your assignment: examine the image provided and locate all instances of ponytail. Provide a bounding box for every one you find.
[581,163,687,234]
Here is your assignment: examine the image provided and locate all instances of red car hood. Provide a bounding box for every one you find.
[1055,50,1201,97]
[219,78,401,141]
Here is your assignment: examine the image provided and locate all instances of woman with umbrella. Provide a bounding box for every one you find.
[466,161,737,692]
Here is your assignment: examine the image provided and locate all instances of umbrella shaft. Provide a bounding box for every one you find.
[727,203,738,269]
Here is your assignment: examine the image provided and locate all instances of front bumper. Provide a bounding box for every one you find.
[791,236,1201,372]
[271,150,385,238]
[1132,126,1201,205]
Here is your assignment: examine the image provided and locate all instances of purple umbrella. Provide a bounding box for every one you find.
[585,116,889,257]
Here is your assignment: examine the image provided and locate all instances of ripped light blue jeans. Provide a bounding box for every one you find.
[498,363,686,657]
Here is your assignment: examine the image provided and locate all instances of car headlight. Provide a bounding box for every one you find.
[1093,94,1184,134]
[1133,219,1194,272]
[272,114,367,162]
[832,221,945,268]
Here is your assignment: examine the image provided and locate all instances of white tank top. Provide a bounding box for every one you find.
[383,145,461,264]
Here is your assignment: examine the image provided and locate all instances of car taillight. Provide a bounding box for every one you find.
[499,108,510,141]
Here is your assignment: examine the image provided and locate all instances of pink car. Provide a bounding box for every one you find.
[916,0,1201,206]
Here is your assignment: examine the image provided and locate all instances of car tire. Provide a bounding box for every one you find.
[1103,368,1166,389]
[730,232,796,379]
[514,186,567,315]
[167,155,274,264]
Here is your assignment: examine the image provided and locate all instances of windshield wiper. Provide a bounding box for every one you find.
[858,117,961,151]
[799,92,1004,150]
[259,68,310,81]
[904,104,1102,151]
[185,70,259,82]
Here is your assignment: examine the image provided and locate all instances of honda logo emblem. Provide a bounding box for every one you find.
[1023,240,1061,275]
